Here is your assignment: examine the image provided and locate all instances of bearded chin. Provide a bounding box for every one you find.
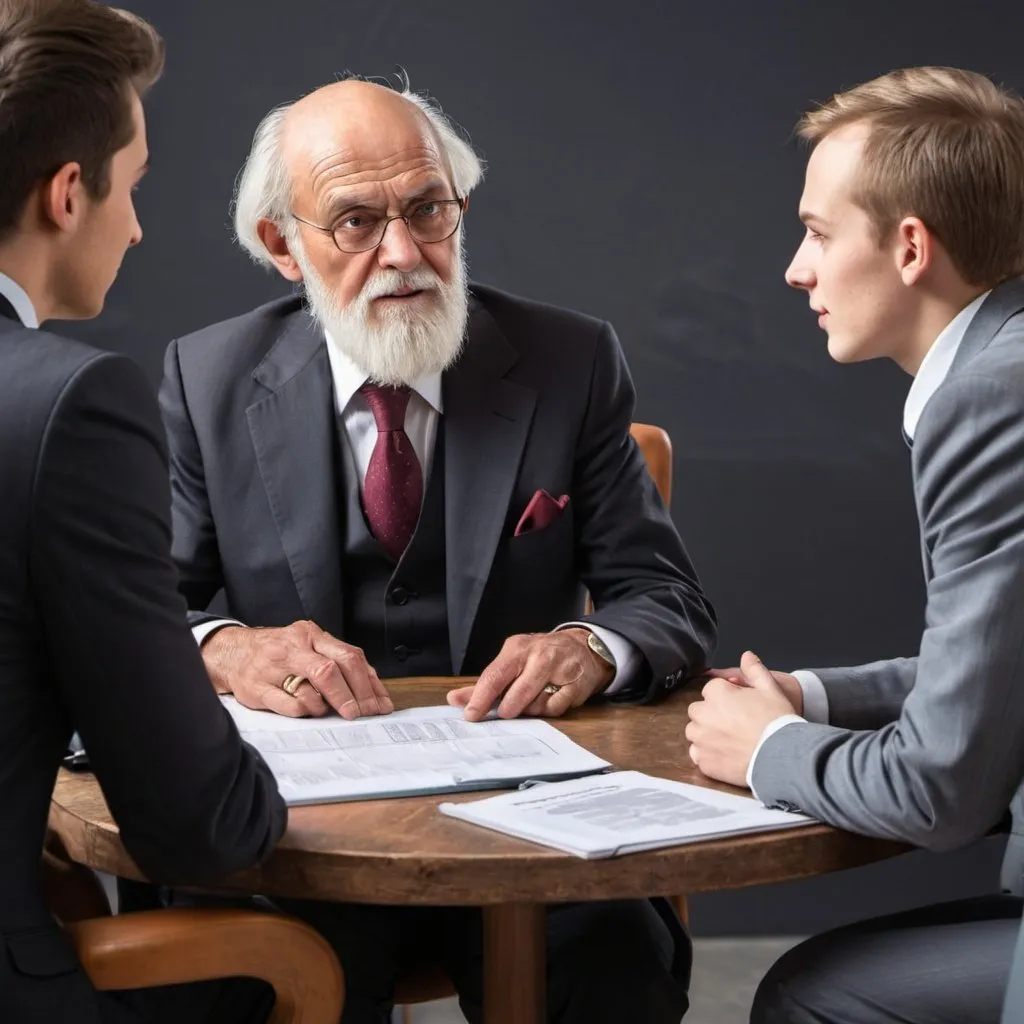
[294,238,469,386]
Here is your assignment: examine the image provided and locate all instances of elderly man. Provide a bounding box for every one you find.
[159,78,713,1023]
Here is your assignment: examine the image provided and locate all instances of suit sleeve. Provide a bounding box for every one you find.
[159,338,228,623]
[575,321,718,702]
[751,373,1024,851]
[31,352,286,884]
[808,657,919,730]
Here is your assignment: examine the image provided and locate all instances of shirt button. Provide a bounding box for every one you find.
[391,586,410,606]
[393,644,409,662]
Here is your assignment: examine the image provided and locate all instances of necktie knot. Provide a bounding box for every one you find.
[361,383,412,433]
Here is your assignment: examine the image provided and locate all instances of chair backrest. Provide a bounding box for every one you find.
[630,422,672,508]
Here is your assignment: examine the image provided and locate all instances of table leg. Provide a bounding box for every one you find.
[483,902,546,1024]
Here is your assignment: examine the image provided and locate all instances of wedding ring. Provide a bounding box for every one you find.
[282,674,307,696]
[542,683,562,696]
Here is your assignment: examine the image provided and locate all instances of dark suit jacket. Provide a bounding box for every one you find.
[0,300,286,1023]
[161,283,717,700]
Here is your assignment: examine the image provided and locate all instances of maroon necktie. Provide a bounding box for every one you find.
[360,383,424,561]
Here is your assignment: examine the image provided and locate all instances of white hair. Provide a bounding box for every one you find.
[232,83,485,268]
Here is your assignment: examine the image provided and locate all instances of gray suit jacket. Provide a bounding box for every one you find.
[160,283,717,701]
[752,278,1024,878]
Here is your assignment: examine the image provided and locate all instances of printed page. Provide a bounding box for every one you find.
[439,770,814,858]
[221,699,609,805]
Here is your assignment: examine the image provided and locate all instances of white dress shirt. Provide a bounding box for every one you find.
[0,272,39,329]
[746,290,991,797]
[195,329,639,694]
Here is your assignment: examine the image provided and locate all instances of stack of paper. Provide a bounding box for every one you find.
[439,770,815,858]
[222,698,610,806]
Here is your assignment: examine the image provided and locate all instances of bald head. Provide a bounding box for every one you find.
[282,81,451,223]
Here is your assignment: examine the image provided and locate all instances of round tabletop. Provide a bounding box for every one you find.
[50,679,907,906]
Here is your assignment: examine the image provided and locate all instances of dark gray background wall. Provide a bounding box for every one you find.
[69,0,1020,935]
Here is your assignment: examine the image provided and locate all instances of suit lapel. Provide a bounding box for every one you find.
[247,311,346,631]
[0,293,19,323]
[444,299,537,673]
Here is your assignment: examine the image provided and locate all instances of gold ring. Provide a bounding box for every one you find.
[542,683,561,696]
[282,674,307,696]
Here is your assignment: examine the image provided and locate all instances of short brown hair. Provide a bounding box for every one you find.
[798,66,1024,286]
[0,0,164,239]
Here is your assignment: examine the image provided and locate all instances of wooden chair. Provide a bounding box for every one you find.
[395,423,686,1021]
[43,834,345,1024]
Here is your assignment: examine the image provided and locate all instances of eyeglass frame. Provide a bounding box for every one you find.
[289,196,466,254]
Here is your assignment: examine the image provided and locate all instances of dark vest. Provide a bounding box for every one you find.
[338,416,451,679]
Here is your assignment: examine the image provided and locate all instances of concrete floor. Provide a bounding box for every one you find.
[401,936,801,1024]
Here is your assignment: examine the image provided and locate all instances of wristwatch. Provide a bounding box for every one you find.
[585,629,616,675]
[583,630,617,695]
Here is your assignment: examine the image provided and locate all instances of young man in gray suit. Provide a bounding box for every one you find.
[159,78,714,1024]
[685,67,1024,1023]
[0,1,285,1022]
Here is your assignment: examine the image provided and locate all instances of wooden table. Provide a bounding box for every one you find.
[50,679,907,1024]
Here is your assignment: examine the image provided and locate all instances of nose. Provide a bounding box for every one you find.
[128,206,143,248]
[376,217,422,274]
[785,243,814,290]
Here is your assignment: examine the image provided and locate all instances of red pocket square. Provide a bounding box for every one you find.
[514,489,570,537]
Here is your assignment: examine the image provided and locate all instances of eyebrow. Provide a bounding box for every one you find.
[799,211,830,228]
[323,180,451,218]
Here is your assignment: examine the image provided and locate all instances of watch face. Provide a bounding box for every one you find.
[588,631,615,666]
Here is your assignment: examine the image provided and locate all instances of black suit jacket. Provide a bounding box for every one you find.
[0,299,286,1023]
[162,283,716,700]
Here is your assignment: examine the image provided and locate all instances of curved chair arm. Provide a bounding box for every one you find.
[68,908,345,1024]
[42,845,112,924]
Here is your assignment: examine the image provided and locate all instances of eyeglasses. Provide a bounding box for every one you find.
[291,197,466,254]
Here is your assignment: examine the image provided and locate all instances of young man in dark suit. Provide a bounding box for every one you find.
[0,2,286,1021]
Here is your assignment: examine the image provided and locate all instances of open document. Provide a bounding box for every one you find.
[222,698,610,806]
[439,770,815,858]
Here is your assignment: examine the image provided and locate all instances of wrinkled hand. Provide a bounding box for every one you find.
[447,629,615,722]
[685,651,797,787]
[703,665,805,715]
[202,620,394,720]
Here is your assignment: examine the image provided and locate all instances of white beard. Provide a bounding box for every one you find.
[293,236,469,386]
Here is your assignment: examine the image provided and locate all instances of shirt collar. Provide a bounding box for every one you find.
[323,328,443,414]
[902,290,990,441]
[0,272,39,329]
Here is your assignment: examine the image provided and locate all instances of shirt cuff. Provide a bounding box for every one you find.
[791,669,829,723]
[746,714,807,800]
[555,622,640,696]
[192,618,243,647]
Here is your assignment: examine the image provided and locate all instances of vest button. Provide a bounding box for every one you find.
[393,644,410,661]
[391,586,411,606]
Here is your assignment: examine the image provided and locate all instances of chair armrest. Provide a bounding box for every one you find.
[68,908,344,1024]
[42,846,111,924]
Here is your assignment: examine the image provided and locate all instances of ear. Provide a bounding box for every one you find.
[256,218,304,282]
[896,216,933,286]
[40,162,86,233]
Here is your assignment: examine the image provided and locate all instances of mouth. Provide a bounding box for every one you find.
[374,286,429,302]
[812,307,829,327]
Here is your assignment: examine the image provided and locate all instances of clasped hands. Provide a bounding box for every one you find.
[684,651,804,787]
[204,621,613,721]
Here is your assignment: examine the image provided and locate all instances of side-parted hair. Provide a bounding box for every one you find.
[799,66,1024,286]
[0,0,164,240]
[233,77,485,268]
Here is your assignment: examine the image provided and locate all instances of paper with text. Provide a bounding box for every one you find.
[439,770,815,858]
[222,699,610,805]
